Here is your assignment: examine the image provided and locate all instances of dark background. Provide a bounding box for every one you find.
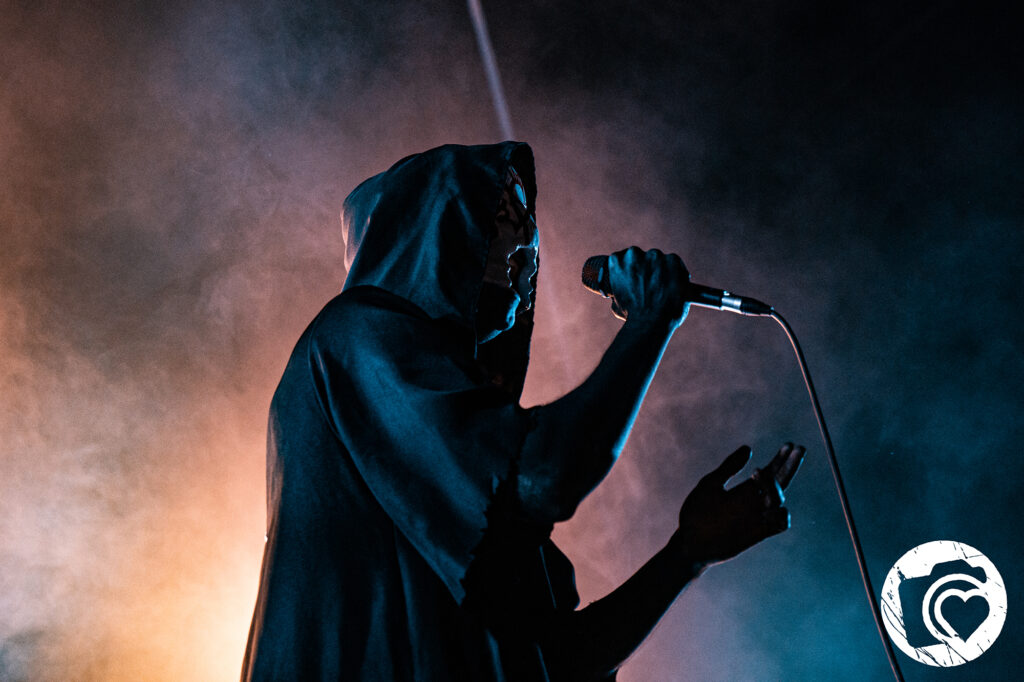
[1,1,1020,679]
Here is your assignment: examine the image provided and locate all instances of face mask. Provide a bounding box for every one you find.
[483,166,539,311]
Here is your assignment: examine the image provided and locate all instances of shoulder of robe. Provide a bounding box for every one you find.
[308,286,473,368]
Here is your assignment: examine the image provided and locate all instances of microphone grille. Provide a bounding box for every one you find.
[581,255,609,295]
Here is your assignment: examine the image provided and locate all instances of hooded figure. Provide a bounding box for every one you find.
[241,142,580,680]
[242,142,806,682]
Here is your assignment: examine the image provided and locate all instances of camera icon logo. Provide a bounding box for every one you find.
[881,541,1007,667]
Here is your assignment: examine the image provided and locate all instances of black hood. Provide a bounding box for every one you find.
[340,141,538,399]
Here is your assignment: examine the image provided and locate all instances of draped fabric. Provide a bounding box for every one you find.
[241,143,589,681]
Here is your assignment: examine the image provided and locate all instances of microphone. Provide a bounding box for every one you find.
[581,255,773,316]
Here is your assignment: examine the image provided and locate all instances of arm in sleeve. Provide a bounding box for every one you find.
[518,316,677,523]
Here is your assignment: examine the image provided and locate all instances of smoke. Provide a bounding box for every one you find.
[2,0,1020,680]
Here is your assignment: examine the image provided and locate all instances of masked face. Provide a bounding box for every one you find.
[483,167,539,309]
[477,166,539,342]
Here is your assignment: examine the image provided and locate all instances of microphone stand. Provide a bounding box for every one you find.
[769,310,905,682]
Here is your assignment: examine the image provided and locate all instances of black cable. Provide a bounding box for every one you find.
[769,310,905,682]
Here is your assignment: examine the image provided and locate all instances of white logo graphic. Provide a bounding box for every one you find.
[881,540,1007,667]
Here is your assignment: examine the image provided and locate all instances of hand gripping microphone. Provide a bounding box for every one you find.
[581,255,773,316]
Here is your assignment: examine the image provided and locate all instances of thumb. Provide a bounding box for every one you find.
[704,445,751,487]
[610,297,627,321]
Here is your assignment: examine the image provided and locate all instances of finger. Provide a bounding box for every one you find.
[754,474,785,509]
[607,245,642,288]
[668,252,689,279]
[610,297,627,321]
[777,445,806,490]
[704,445,751,488]
[762,442,793,481]
[619,245,644,269]
[770,478,784,507]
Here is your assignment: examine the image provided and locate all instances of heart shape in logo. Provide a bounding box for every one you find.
[934,589,990,642]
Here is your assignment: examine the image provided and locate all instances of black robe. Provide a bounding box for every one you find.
[241,143,594,681]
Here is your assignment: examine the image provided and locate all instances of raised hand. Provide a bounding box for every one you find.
[673,443,806,568]
[606,246,690,329]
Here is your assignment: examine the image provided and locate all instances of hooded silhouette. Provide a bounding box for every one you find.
[241,142,582,681]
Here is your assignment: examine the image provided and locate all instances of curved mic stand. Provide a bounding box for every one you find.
[769,310,905,682]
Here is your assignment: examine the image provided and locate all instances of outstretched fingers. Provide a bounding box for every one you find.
[763,442,806,491]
